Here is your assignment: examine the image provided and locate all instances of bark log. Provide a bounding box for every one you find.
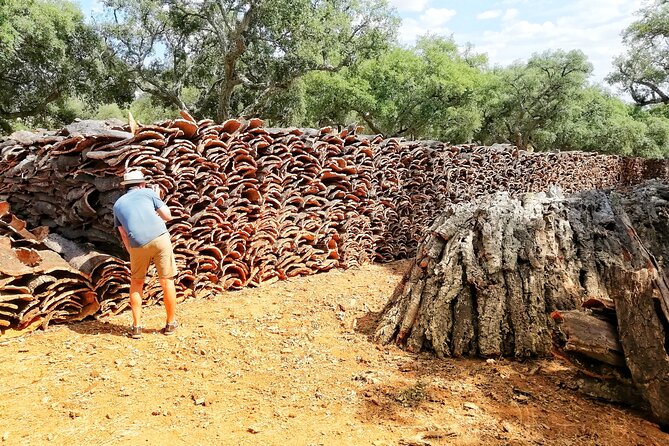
[375,181,669,425]
[553,310,625,367]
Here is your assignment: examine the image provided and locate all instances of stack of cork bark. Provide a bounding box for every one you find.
[0,115,666,334]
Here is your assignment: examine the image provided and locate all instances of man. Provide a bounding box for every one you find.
[113,170,178,339]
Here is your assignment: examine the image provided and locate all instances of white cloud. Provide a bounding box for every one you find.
[397,7,456,43]
[502,9,519,21]
[477,10,502,20]
[419,8,457,27]
[456,0,644,87]
[476,8,518,22]
[398,18,447,44]
[388,0,430,13]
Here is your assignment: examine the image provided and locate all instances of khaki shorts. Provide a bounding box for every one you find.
[129,232,177,280]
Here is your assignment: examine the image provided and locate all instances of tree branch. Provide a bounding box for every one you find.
[0,89,63,120]
[633,79,669,105]
[353,108,384,135]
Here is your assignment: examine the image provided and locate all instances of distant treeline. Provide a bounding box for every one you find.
[3,0,669,157]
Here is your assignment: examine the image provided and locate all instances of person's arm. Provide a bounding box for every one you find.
[117,226,131,252]
[149,185,172,222]
[156,205,172,222]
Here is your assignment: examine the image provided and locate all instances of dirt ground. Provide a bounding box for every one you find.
[1,260,667,446]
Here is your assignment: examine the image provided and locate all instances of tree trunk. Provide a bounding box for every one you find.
[218,72,235,122]
[375,181,669,425]
[216,3,255,121]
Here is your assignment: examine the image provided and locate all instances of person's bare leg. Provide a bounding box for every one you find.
[129,278,145,327]
[160,277,177,324]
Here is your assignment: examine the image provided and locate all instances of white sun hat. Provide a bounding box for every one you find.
[121,170,146,185]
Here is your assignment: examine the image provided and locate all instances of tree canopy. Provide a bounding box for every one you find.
[302,36,488,141]
[476,50,592,151]
[3,0,669,158]
[99,0,398,122]
[609,0,669,106]
[0,0,132,132]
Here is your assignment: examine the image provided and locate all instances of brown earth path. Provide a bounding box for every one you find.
[0,261,667,446]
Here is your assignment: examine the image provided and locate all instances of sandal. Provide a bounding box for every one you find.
[161,321,178,336]
[129,325,143,339]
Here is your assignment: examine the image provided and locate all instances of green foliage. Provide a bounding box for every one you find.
[634,111,669,158]
[99,0,398,122]
[94,103,127,121]
[0,0,133,133]
[608,0,669,106]
[303,35,488,141]
[554,88,645,155]
[128,95,179,124]
[302,70,365,128]
[88,96,182,125]
[50,97,93,125]
[477,50,592,151]
[2,0,667,159]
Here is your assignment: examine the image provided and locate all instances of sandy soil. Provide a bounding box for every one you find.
[1,261,667,446]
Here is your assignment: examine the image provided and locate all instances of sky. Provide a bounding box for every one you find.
[78,0,646,92]
[389,0,645,90]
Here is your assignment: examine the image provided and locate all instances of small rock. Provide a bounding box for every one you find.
[68,410,81,419]
[463,402,480,411]
[247,426,261,434]
[194,398,206,406]
[486,358,496,364]
[513,394,529,402]
[2,432,9,442]
[501,422,514,433]
[398,438,429,446]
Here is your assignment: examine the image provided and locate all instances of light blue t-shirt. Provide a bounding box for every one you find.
[113,188,168,248]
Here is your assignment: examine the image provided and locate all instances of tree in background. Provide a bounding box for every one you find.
[609,0,669,106]
[3,0,669,158]
[553,87,647,155]
[477,50,592,151]
[99,0,397,123]
[0,0,133,133]
[302,36,488,142]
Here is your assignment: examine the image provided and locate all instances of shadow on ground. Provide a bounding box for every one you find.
[66,318,161,338]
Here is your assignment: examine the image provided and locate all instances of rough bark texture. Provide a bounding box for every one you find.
[375,181,669,425]
[556,310,624,367]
